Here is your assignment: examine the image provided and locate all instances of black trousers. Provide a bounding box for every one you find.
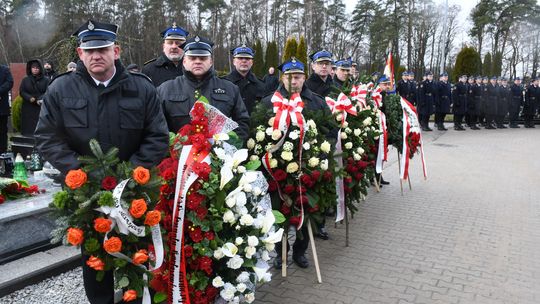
[275,225,309,258]
[508,104,520,125]
[465,114,471,126]
[454,114,463,125]
[419,114,431,127]
[495,115,506,126]
[435,113,446,126]
[0,115,7,154]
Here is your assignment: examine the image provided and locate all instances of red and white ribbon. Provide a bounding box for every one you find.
[325,93,357,127]
[399,97,427,180]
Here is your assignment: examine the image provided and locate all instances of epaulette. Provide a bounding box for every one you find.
[143,58,157,65]
[129,71,153,83]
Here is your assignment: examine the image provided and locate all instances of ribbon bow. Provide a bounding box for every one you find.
[371,86,383,108]
[271,92,305,131]
[325,93,357,126]
[353,85,368,109]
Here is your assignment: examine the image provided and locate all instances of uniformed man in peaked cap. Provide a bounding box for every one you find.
[158,35,250,139]
[452,75,468,131]
[333,58,351,89]
[222,44,268,114]
[142,22,189,87]
[305,49,334,97]
[435,72,451,131]
[509,77,523,128]
[417,71,436,131]
[35,19,169,304]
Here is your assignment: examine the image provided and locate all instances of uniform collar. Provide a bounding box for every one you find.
[156,53,181,67]
[229,69,258,82]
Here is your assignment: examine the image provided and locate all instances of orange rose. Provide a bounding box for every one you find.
[103,236,122,253]
[133,166,150,185]
[123,290,137,302]
[86,255,105,271]
[65,169,87,190]
[144,210,162,226]
[129,199,147,218]
[93,218,112,233]
[132,249,149,265]
[67,227,84,246]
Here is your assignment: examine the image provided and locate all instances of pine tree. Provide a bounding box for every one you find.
[454,47,482,82]
[252,39,265,77]
[296,36,308,67]
[282,37,298,62]
[483,52,492,76]
[265,41,279,72]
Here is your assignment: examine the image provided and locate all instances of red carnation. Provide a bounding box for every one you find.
[289,216,301,228]
[101,176,117,190]
[311,170,321,181]
[295,195,309,206]
[280,204,291,215]
[192,162,211,180]
[187,192,205,210]
[24,185,39,194]
[300,174,314,188]
[0,195,4,204]
[273,169,287,182]
[205,286,218,300]
[358,160,369,169]
[192,102,206,117]
[297,186,307,194]
[189,226,204,243]
[195,205,208,220]
[308,205,319,213]
[268,180,278,192]
[344,176,353,184]
[184,245,193,257]
[344,186,352,193]
[355,173,364,181]
[157,158,177,175]
[190,133,208,151]
[149,273,167,293]
[178,125,194,142]
[204,231,214,240]
[323,171,333,182]
[199,256,213,275]
[283,184,295,194]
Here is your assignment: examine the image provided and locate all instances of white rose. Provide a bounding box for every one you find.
[235,237,244,245]
[303,142,310,150]
[344,142,353,149]
[243,184,252,193]
[265,127,273,136]
[250,155,259,161]
[271,129,282,140]
[223,210,236,223]
[237,166,246,174]
[212,276,224,288]
[247,138,255,149]
[363,117,372,126]
[213,248,225,260]
[353,153,361,161]
[237,271,250,283]
[268,117,275,126]
[289,130,299,140]
[252,187,262,196]
[308,157,320,167]
[245,246,256,259]
[261,250,270,261]
[345,127,352,134]
[236,283,247,293]
[281,151,293,161]
[255,131,265,142]
[357,147,365,155]
[342,121,349,128]
[226,196,236,208]
[286,162,299,173]
[320,141,331,153]
[247,235,259,247]
[240,214,254,226]
[270,159,278,168]
[245,293,255,303]
[320,159,329,171]
[341,132,348,139]
[354,129,361,136]
[220,283,237,301]
[227,255,244,269]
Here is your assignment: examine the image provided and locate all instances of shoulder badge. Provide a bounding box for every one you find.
[214,88,226,94]
[144,58,157,65]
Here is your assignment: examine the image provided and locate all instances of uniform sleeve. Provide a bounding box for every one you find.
[231,86,250,142]
[129,85,169,167]
[34,88,81,175]
[0,68,13,94]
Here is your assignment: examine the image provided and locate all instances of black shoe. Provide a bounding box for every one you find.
[500,125,507,129]
[316,227,329,240]
[509,124,520,128]
[380,178,390,185]
[293,254,309,268]
[438,125,448,131]
[273,257,282,269]
[485,125,495,129]
[471,126,480,130]
[455,126,465,131]
[525,124,533,128]
[425,127,433,131]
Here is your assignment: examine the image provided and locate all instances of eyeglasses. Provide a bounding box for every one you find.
[315,61,331,66]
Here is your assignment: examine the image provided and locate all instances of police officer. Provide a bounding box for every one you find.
[509,77,523,128]
[305,49,334,97]
[265,58,334,269]
[496,77,510,128]
[158,35,250,139]
[435,72,451,130]
[397,71,410,100]
[142,23,188,87]
[472,76,484,129]
[479,76,489,126]
[417,71,436,131]
[524,78,538,128]
[350,60,360,84]
[35,20,169,304]
[407,71,417,105]
[465,76,476,128]
[452,75,468,131]
[333,59,351,89]
[485,76,498,129]
[222,44,267,114]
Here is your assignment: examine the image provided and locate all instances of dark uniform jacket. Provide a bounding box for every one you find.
[408,80,417,105]
[466,82,475,113]
[452,81,468,115]
[436,81,452,113]
[222,69,266,114]
[332,76,347,90]
[305,73,334,97]
[19,59,50,136]
[485,83,498,115]
[0,65,13,116]
[158,69,250,141]
[416,80,436,115]
[35,60,169,175]
[524,84,538,115]
[142,53,184,87]
[472,84,483,115]
[497,85,511,116]
[510,84,523,115]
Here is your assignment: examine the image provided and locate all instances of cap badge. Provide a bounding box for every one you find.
[88,21,95,31]
[195,36,200,42]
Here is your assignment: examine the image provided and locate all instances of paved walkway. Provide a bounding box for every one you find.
[257,127,540,304]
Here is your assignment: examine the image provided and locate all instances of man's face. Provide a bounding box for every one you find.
[502,80,508,86]
[330,68,336,78]
[183,55,212,77]
[427,75,433,81]
[483,79,488,84]
[77,45,119,78]
[44,63,51,70]
[311,60,331,77]
[232,57,253,74]
[476,79,482,84]
[490,79,496,85]
[534,80,539,86]
[282,73,305,93]
[379,82,391,91]
[515,80,521,85]
[336,68,349,82]
[408,75,414,81]
[350,66,357,76]
[468,78,474,84]
[163,39,184,62]
[402,75,408,81]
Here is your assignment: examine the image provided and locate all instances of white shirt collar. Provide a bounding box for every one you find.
[91,67,116,87]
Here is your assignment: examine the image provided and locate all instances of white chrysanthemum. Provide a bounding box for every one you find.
[243,183,252,193]
[237,166,246,174]
[357,147,365,155]
[268,117,275,126]
[353,153,361,161]
[237,283,247,293]
[363,117,372,126]
[354,129,361,136]
[237,271,250,283]
[213,248,225,260]
[240,214,254,226]
[261,250,270,261]
[220,283,237,301]
[345,127,352,134]
[223,210,235,223]
[250,155,259,161]
[265,127,273,136]
[303,142,310,150]
[341,132,348,139]
[289,130,299,140]
[342,121,349,128]
[270,159,278,168]
[307,119,316,129]
[245,246,256,259]
[245,293,255,303]
[235,237,244,245]
[282,141,294,152]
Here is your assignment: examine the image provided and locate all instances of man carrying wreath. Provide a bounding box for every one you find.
[35,20,169,304]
